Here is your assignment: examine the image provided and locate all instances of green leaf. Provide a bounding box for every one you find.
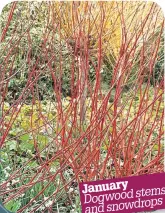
[6,140,17,151]
[153,144,158,151]
[4,200,21,212]
[20,134,30,142]
[19,141,34,151]
[27,161,38,169]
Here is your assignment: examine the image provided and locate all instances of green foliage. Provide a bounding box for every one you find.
[4,200,21,212]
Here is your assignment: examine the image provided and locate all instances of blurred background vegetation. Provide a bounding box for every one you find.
[0,2,164,104]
